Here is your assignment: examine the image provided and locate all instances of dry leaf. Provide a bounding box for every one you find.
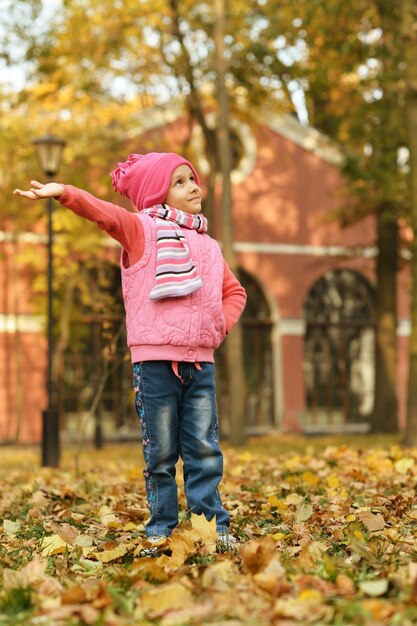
[78,605,100,625]
[40,534,71,557]
[335,573,356,596]
[3,557,47,590]
[58,523,79,545]
[61,584,87,605]
[92,542,129,563]
[98,505,121,527]
[294,503,314,523]
[190,513,217,549]
[201,560,239,591]
[240,536,276,574]
[140,582,194,617]
[358,510,385,531]
[253,556,287,595]
[158,532,195,569]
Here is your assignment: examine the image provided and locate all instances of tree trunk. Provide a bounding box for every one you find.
[214,0,246,445]
[371,206,399,432]
[401,0,417,445]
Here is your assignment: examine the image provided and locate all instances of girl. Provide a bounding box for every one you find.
[14,151,247,553]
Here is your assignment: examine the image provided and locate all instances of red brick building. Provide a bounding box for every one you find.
[1,109,411,442]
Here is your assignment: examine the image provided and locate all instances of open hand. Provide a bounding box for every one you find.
[13,180,64,200]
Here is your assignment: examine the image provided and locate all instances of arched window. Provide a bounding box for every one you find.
[303,269,375,429]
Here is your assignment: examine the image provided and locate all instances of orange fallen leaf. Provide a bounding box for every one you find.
[158,532,196,569]
[61,584,87,605]
[335,573,356,596]
[240,536,276,574]
[253,556,287,596]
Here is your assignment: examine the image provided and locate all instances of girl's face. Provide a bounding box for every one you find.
[165,164,202,214]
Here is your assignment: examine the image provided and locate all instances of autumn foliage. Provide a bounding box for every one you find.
[1,436,417,625]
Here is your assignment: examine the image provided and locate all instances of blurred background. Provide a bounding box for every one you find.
[1,0,416,458]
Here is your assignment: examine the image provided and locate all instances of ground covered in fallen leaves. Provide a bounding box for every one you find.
[1,434,417,625]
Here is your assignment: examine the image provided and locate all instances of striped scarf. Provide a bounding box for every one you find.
[141,204,208,300]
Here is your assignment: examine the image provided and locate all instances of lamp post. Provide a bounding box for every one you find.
[33,134,66,467]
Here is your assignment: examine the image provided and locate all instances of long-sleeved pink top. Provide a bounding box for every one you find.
[59,185,247,336]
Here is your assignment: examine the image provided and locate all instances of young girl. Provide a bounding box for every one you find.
[14,151,247,553]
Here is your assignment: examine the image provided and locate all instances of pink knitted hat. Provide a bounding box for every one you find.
[110,152,200,210]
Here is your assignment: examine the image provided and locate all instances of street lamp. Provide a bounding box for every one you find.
[33,133,66,467]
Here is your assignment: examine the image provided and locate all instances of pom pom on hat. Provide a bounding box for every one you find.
[110,152,200,210]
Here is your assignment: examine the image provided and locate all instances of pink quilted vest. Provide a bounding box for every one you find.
[121,214,226,363]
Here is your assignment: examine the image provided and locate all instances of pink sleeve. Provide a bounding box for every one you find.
[58,185,144,265]
[222,261,247,333]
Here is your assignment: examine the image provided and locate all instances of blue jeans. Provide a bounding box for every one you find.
[133,361,230,537]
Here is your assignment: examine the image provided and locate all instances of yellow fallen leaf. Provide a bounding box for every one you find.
[268,495,281,507]
[326,474,340,489]
[394,458,414,474]
[40,534,71,557]
[353,530,366,542]
[301,471,320,486]
[98,505,120,527]
[93,543,129,563]
[123,522,138,531]
[270,532,290,541]
[140,582,193,617]
[299,588,324,603]
[285,493,302,506]
[130,558,169,582]
[158,533,195,569]
[345,514,357,522]
[284,455,302,470]
[190,513,217,548]
[201,560,239,590]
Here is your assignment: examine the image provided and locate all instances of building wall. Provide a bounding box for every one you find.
[0,113,411,441]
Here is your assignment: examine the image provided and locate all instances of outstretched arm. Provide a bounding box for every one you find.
[14,179,145,266]
[13,180,64,200]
